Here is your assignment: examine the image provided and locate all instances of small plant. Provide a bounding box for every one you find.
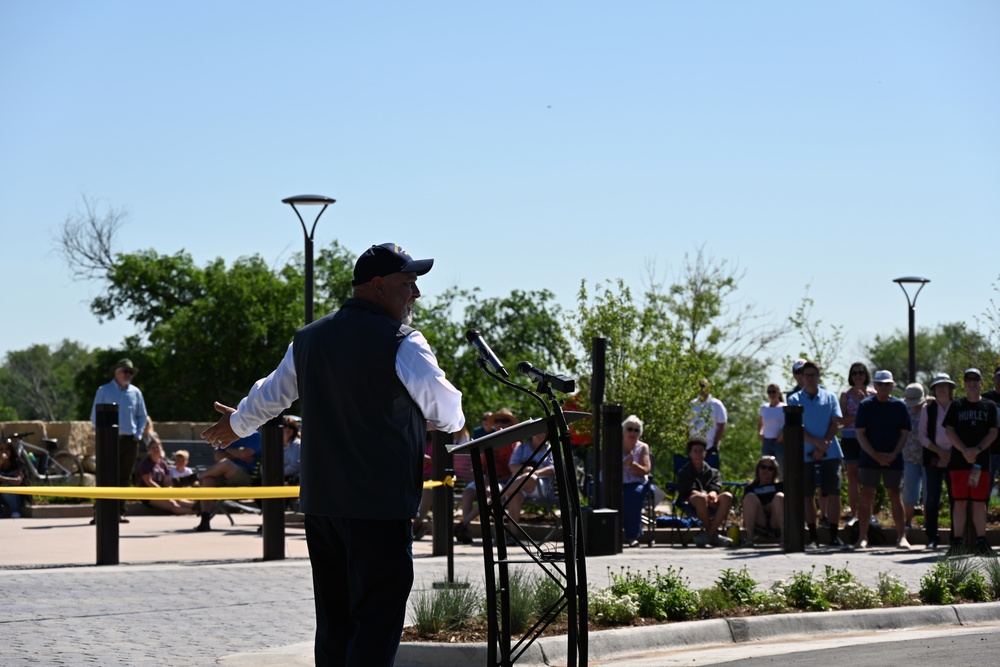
[589,587,639,626]
[820,565,879,610]
[877,572,913,607]
[753,590,788,613]
[716,567,759,606]
[532,573,567,623]
[980,554,1000,599]
[957,570,991,602]
[697,586,736,615]
[506,568,534,634]
[412,579,483,635]
[919,558,977,605]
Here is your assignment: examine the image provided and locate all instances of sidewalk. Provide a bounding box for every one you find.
[2,514,997,666]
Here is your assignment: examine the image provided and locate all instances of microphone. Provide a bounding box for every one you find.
[466,328,509,377]
[517,361,576,394]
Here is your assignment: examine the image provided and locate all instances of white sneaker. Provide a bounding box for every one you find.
[853,537,868,550]
[712,533,733,548]
[897,536,911,550]
[693,532,711,547]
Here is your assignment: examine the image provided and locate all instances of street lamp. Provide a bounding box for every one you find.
[893,276,930,384]
[282,195,336,324]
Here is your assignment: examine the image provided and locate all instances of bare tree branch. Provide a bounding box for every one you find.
[55,195,126,280]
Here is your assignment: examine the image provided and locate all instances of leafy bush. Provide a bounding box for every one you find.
[606,566,698,622]
[957,570,991,602]
[774,568,830,612]
[716,567,759,606]
[589,588,639,626]
[920,565,955,605]
[821,565,879,610]
[918,558,981,605]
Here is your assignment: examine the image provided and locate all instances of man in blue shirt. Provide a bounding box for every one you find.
[787,361,844,547]
[90,358,148,521]
[854,370,912,550]
[195,431,262,531]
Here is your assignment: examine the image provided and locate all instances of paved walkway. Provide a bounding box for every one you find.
[0,514,993,666]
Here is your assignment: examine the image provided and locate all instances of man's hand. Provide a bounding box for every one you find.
[200,402,239,449]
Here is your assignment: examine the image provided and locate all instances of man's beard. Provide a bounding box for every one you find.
[401,304,413,326]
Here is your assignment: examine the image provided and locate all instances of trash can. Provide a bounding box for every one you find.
[582,507,621,555]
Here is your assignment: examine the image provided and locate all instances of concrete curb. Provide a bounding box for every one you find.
[394,602,1000,667]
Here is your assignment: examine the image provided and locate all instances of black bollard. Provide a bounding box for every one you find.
[260,418,284,560]
[95,403,120,565]
[782,405,805,553]
[431,429,452,558]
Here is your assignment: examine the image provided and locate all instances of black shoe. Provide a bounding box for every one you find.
[975,538,995,558]
[89,517,96,525]
[945,541,965,558]
[829,536,845,547]
[454,522,473,545]
[195,515,212,532]
[926,539,939,550]
[119,516,129,524]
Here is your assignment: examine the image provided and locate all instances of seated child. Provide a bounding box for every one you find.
[170,450,199,486]
[677,435,733,547]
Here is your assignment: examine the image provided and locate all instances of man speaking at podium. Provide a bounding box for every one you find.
[202,242,465,666]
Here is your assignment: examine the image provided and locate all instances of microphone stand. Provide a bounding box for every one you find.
[466,356,589,667]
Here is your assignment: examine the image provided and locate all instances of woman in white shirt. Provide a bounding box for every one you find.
[759,384,785,466]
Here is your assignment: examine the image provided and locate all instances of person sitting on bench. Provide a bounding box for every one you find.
[195,430,261,532]
[677,435,733,548]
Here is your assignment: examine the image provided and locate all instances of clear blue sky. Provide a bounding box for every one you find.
[2,1,998,386]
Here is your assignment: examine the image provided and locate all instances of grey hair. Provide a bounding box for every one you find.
[622,415,643,436]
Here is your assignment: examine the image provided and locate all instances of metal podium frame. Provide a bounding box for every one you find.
[448,409,589,667]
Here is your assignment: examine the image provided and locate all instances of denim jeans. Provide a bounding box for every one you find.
[902,461,926,506]
[623,481,651,540]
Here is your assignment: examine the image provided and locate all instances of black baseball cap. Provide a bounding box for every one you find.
[352,243,434,286]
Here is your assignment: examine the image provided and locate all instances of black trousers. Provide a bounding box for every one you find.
[118,435,138,515]
[305,515,414,667]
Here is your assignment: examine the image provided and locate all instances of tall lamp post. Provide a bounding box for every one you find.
[893,276,930,384]
[282,195,336,325]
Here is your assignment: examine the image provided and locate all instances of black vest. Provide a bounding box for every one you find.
[293,298,425,519]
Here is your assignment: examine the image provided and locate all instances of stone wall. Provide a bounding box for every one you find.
[1,421,213,457]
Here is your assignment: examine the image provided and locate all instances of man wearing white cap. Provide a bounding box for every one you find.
[854,370,912,550]
[943,368,998,557]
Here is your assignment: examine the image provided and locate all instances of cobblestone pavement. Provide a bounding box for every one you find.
[0,515,949,666]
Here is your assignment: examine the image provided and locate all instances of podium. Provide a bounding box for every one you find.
[448,411,590,667]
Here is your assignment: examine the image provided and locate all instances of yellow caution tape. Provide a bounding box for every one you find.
[422,475,455,489]
[2,486,300,500]
[4,476,455,500]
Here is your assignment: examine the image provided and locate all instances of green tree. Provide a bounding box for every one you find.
[784,286,846,390]
[417,287,575,427]
[864,322,999,389]
[571,250,777,482]
[1,340,95,420]
[572,278,705,479]
[72,242,357,420]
